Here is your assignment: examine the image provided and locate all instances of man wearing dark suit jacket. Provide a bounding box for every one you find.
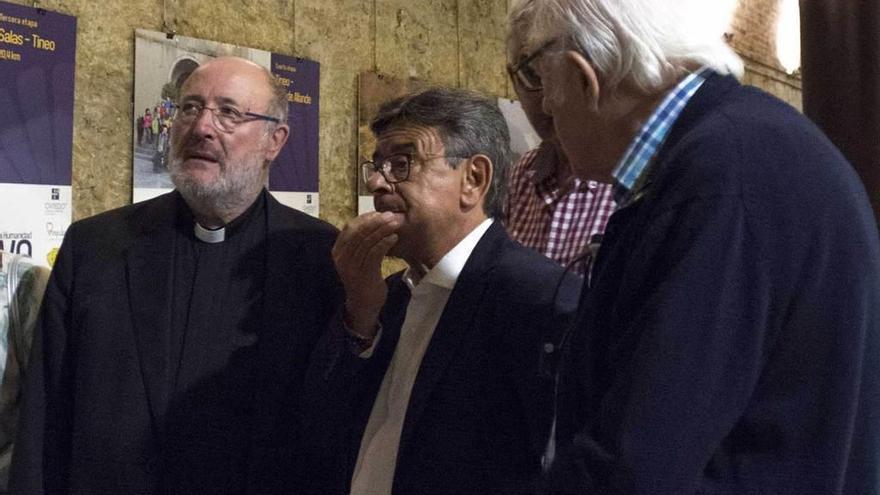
[303,88,580,495]
[509,0,880,493]
[10,57,342,494]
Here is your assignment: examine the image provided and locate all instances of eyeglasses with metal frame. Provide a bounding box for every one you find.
[174,102,280,133]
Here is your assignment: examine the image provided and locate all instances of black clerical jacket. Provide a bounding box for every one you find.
[10,190,342,495]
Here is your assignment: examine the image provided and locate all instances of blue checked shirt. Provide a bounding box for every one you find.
[612,68,711,206]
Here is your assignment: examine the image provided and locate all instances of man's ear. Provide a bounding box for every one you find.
[566,50,600,108]
[460,154,492,212]
[264,123,290,161]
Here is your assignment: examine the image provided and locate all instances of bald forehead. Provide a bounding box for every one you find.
[194,57,267,78]
[180,57,274,111]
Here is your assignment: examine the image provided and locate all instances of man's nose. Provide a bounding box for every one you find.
[366,170,393,194]
[191,108,218,137]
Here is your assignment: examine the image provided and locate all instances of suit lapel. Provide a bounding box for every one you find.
[248,194,324,482]
[125,193,178,440]
[397,222,507,456]
[261,194,304,355]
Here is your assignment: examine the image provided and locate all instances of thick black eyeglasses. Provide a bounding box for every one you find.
[507,39,555,92]
[174,102,280,133]
[361,153,468,185]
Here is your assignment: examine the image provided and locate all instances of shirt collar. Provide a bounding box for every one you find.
[189,188,267,244]
[402,218,494,291]
[194,223,225,243]
[611,68,711,206]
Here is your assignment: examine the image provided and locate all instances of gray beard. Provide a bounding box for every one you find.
[169,154,268,221]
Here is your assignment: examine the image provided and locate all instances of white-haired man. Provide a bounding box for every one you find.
[509,1,880,493]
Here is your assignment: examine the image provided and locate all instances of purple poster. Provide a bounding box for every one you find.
[270,55,319,194]
[0,1,76,266]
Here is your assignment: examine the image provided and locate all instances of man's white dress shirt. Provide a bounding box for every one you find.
[349,219,494,495]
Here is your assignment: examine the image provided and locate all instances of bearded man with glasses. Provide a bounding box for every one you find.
[11,57,342,495]
[301,87,580,495]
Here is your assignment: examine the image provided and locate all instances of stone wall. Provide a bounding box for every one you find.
[729,0,802,110]
[4,0,799,224]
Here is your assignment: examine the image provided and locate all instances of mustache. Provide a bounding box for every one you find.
[374,198,404,213]
[172,134,222,162]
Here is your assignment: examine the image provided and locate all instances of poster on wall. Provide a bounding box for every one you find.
[356,72,539,214]
[133,29,320,217]
[0,2,76,267]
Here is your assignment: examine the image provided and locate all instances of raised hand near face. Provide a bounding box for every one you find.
[331,211,400,337]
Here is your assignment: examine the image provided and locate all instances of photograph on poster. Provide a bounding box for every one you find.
[356,72,538,214]
[133,29,321,216]
[0,1,76,267]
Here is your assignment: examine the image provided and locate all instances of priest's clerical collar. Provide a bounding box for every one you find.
[190,189,267,244]
[194,223,225,243]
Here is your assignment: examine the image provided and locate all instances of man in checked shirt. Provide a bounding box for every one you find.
[504,0,615,275]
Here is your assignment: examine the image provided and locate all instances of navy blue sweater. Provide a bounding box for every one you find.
[547,73,880,494]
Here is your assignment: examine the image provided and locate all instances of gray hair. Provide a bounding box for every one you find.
[264,69,289,124]
[507,0,539,60]
[370,87,512,219]
[522,0,744,97]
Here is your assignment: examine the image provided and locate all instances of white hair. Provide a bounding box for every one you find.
[507,0,539,60]
[523,0,744,96]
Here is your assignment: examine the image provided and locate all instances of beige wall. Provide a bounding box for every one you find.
[5,0,799,226]
[730,0,803,110]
